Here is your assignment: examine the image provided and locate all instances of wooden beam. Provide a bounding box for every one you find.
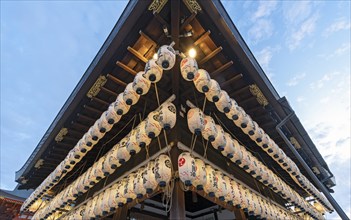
[106,74,127,86]
[231,85,250,98]
[238,96,256,106]
[139,30,157,46]
[234,208,247,220]
[199,46,222,65]
[91,96,109,106]
[153,12,170,31]
[194,30,211,46]
[84,104,103,115]
[77,113,96,123]
[220,73,243,88]
[180,12,196,31]
[127,46,148,63]
[71,121,90,131]
[116,61,137,76]
[101,86,118,97]
[211,61,233,76]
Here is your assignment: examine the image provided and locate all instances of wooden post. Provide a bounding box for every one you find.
[234,208,247,220]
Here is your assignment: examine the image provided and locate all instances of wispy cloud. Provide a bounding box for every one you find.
[248,19,274,44]
[324,17,351,36]
[255,46,280,80]
[287,13,319,50]
[252,1,278,21]
[310,71,340,89]
[296,96,305,103]
[283,1,312,25]
[319,42,351,60]
[286,73,306,86]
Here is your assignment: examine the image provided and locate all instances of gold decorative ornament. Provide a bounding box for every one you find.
[148,0,168,13]
[86,75,107,98]
[290,137,301,149]
[249,84,269,107]
[55,127,68,142]
[34,159,44,169]
[183,0,202,13]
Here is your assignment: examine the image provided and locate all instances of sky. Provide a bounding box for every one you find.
[0,1,350,219]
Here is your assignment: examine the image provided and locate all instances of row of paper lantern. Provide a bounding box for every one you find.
[177,152,311,220]
[186,108,324,219]
[22,44,176,212]
[29,100,177,219]
[179,57,332,212]
[34,154,172,220]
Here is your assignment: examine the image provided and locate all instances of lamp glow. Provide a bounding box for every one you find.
[153,53,158,60]
[188,48,196,58]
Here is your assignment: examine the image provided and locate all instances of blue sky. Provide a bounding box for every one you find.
[1,1,350,219]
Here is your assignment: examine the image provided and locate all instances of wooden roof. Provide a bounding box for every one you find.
[15,0,334,210]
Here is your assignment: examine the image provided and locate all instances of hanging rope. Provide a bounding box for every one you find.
[154,83,161,106]
[193,87,199,107]
[202,97,207,112]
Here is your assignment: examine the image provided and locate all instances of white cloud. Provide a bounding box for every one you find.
[248,19,274,44]
[286,73,306,86]
[283,1,312,25]
[324,17,351,36]
[255,46,280,80]
[319,43,351,60]
[288,13,319,50]
[310,71,340,89]
[252,1,278,21]
[296,96,305,103]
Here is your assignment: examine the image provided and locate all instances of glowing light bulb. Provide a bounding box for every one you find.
[188,48,196,58]
[153,53,158,60]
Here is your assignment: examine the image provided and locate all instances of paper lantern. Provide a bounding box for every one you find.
[187,108,205,135]
[123,83,140,105]
[194,69,211,93]
[225,178,235,205]
[133,169,146,199]
[126,129,140,155]
[158,102,176,130]
[116,181,127,207]
[224,99,240,120]
[117,145,131,164]
[89,121,104,142]
[99,111,114,134]
[231,139,243,164]
[76,138,89,155]
[124,175,136,203]
[250,125,264,143]
[259,133,271,149]
[145,111,162,138]
[91,156,105,184]
[93,193,104,218]
[107,184,118,212]
[83,132,96,149]
[106,145,121,170]
[214,171,226,201]
[204,165,217,197]
[192,159,207,190]
[211,124,226,151]
[113,94,130,116]
[135,121,151,148]
[156,44,176,70]
[76,171,89,196]
[221,133,236,159]
[215,90,232,113]
[232,107,248,127]
[144,59,163,82]
[180,57,198,81]
[86,198,97,220]
[202,115,218,142]
[104,103,122,125]
[132,71,151,95]
[178,152,196,186]
[266,142,279,157]
[67,150,80,166]
[205,79,221,102]
[154,154,172,187]
[142,161,158,194]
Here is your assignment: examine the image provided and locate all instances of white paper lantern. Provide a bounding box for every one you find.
[187,108,205,135]
[259,133,272,150]
[204,165,217,197]
[225,178,235,205]
[240,114,254,133]
[132,71,151,95]
[144,59,163,82]
[232,107,247,128]
[107,184,118,212]
[91,156,105,183]
[214,171,226,201]
[88,196,98,219]
[178,152,196,186]
[126,129,140,155]
[180,57,198,81]
[194,69,211,93]
[158,102,176,130]
[100,189,110,216]
[251,125,264,144]
[106,145,121,171]
[224,99,239,120]
[142,161,158,194]
[242,118,256,136]
[156,44,176,70]
[104,103,122,125]
[135,121,151,148]
[220,133,235,159]
[231,139,243,164]
[123,83,140,105]
[67,150,80,166]
[193,159,207,190]
[201,115,217,142]
[113,94,130,115]
[83,132,96,149]
[154,154,172,187]
[116,181,127,207]
[133,169,146,199]
[117,145,131,164]
[124,175,136,203]
[99,111,114,134]
[89,121,104,142]
[215,90,232,113]
[93,193,104,218]
[76,171,88,196]
[211,124,226,151]
[205,79,221,102]
[76,138,89,155]
[145,111,162,138]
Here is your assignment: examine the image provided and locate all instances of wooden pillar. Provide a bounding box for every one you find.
[112,205,129,220]
[234,208,247,220]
